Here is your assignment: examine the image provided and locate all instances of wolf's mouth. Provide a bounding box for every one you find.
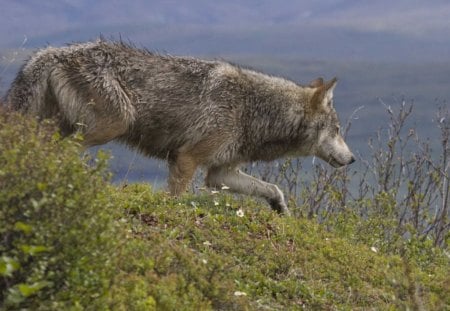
[329,158,341,168]
[328,154,355,167]
[328,155,345,168]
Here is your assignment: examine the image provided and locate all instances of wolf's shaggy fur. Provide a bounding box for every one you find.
[6,40,355,215]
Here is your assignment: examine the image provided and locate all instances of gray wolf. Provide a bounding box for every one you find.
[5,40,355,215]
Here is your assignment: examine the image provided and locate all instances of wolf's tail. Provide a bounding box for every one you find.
[5,53,56,114]
[5,46,136,127]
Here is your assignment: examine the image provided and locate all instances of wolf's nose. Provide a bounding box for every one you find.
[349,156,356,164]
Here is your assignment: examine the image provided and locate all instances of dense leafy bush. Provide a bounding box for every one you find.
[0,111,119,309]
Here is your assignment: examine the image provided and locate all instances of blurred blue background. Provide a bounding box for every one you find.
[1,1,448,185]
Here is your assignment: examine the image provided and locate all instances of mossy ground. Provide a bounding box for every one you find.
[110,184,449,310]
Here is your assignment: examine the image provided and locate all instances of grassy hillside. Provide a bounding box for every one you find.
[111,185,449,310]
[1,111,449,310]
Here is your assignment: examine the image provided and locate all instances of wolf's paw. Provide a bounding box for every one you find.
[267,186,291,216]
[268,199,291,216]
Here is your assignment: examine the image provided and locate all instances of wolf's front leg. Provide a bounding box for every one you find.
[168,153,198,196]
[205,166,290,216]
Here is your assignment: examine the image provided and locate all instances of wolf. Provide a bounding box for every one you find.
[5,40,355,215]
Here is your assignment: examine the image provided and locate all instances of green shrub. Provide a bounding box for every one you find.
[0,112,119,310]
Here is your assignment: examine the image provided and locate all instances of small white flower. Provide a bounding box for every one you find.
[370,246,378,253]
[203,241,212,246]
[225,203,231,207]
[214,200,219,206]
[234,291,247,296]
[211,190,220,194]
[202,259,208,264]
[221,185,230,190]
[236,209,244,217]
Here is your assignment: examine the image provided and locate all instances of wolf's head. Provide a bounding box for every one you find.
[307,78,355,167]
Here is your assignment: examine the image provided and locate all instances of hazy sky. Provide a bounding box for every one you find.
[1,1,450,61]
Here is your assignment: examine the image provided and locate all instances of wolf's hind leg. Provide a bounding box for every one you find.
[48,67,135,147]
[168,153,198,196]
[205,166,290,215]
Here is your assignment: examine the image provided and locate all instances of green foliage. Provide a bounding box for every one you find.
[0,110,448,310]
[0,112,119,310]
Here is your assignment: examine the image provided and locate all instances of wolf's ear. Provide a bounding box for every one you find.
[311,77,338,111]
[324,77,337,104]
[309,77,324,88]
[324,77,338,95]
